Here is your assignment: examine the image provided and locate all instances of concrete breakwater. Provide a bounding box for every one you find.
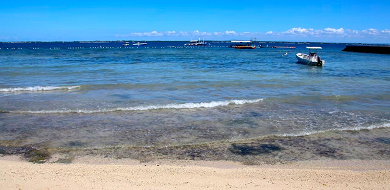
[342,45,390,54]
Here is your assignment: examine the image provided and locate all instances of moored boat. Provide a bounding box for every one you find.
[184,37,209,46]
[133,42,147,46]
[296,47,325,66]
[272,46,296,49]
[230,41,256,49]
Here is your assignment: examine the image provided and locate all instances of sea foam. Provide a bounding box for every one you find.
[11,98,264,114]
[0,86,81,92]
[279,122,390,137]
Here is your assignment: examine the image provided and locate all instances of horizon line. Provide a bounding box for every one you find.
[1,40,389,45]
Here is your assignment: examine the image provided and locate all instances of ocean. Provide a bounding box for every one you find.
[1,41,389,163]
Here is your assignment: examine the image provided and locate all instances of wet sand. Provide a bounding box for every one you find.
[1,156,390,190]
[1,126,390,189]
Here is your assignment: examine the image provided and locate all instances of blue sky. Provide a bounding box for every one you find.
[1,0,389,43]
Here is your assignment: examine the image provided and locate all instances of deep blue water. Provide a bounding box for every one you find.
[0,41,389,148]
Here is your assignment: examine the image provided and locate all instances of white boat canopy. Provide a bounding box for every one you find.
[306,47,322,49]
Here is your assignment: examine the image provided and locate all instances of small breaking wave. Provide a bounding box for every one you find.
[279,122,390,137]
[0,85,81,92]
[9,98,264,114]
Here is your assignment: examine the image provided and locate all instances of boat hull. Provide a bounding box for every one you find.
[296,53,324,66]
[234,46,256,49]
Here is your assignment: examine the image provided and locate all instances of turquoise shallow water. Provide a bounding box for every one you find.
[0,42,389,149]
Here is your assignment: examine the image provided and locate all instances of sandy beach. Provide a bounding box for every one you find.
[1,156,390,190]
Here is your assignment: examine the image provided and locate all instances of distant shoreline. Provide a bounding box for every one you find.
[1,40,388,45]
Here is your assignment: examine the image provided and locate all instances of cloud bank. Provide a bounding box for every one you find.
[116,28,390,43]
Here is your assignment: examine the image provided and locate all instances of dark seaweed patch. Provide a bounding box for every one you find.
[0,145,50,163]
[248,112,263,117]
[229,143,282,155]
[67,141,86,147]
[55,158,73,164]
[0,146,32,155]
[184,149,206,160]
[375,137,390,145]
[378,149,390,157]
[317,148,338,158]
[24,148,50,163]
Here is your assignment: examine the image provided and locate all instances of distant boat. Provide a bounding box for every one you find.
[184,37,209,46]
[230,41,256,49]
[272,46,296,49]
[259,44,270,48]
[133,42,147,46]
[296,47,325,66]
[122,42,130,46]
[259,44,295,49]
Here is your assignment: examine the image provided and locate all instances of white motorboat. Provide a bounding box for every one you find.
[133,42,147,46]
[296,47,325,66]
[184,37,208,46]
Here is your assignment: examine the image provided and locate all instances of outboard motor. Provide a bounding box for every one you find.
[317,56,322,66]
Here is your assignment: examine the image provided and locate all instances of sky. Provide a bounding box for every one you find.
[1,0,389,43]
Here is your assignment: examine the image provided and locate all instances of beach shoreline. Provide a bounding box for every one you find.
[1,155,390,190]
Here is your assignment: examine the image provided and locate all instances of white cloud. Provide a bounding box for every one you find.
[127,31,163,37]
[166,31,176,35]
[285,27,315,35]
[345,29,359,34]
[382,29,390,34]
[276,27,390,39]
[283,27,345,36]
[120,30,241,38]
[321,28,345,34]
[362,28,379,35]
[225,30,236,35]
[116,28,390,43]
